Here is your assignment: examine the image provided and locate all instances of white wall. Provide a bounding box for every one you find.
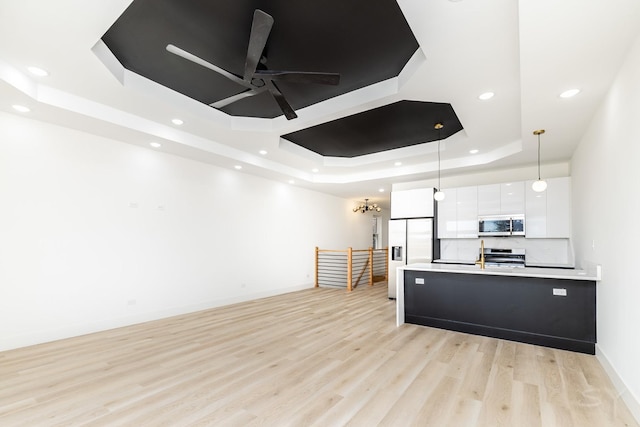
[0,112,372,351]
[571,33,640,420]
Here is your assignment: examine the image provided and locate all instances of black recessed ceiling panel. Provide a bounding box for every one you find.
[102,0,419,119]
[281,101,464,158]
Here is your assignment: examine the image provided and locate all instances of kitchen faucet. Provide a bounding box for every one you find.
[475,239,486,269]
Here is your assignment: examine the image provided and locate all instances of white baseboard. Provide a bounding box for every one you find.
[596,344,640,423]
[0,283,313,352]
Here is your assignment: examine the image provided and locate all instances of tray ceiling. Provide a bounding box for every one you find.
[102,0,419,119]
[282,101,463,158]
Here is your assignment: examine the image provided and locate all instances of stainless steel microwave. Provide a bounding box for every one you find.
[478,215,525,236]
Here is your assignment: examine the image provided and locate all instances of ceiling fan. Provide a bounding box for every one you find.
[166,9,340,120]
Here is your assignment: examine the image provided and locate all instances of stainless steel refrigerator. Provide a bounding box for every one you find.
[388,218,433,299]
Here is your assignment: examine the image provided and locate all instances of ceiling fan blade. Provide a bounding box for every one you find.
[253,70,340,85]
[244,10,274,83]
[166,44,251,89]
[265,80,297,120]
[209,87,267,108]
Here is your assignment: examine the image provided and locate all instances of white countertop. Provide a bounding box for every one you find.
[400,262,600,281]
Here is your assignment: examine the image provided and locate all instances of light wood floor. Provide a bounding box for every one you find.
[0,283,637,426]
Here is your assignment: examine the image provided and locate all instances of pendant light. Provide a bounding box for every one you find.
[433,122,445,201]
[532,129,547,192]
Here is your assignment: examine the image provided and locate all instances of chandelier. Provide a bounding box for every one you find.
[353,198,381,213]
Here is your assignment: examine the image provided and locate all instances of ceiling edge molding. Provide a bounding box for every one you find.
[91,42,427,135]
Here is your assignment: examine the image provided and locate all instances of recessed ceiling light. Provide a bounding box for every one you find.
[27,66,48,77]
[394,161,402,166]
[560,89,580,98]
[312,168,319,173]
[478,92,494,100]
[469,149,479,154]
[288,180,295,184]
[171,118,184,125]
[379,188,385,193]
[149,142,161,148]
[259,150,268,155]
[12,105,30,113]
[234,165,242,170]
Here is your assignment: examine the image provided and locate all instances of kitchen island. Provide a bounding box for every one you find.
[396,263,601,354]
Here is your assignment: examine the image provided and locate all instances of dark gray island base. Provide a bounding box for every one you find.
[403,268,597,354]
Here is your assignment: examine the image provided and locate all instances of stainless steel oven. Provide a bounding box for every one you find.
[483,248,526,267]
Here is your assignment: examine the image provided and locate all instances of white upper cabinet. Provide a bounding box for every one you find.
[390,188,435,219]
[436,188,457,238]
[436,186,478,239]
[456,186,478,238]
[546,177,572,238]
[477,184,501,215]
[478,182,524,215]
[525,177,571,238]
[500,182,525,214]
[426,177,571,240]
[525,180,547,238]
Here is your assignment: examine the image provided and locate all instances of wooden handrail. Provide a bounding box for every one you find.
[317,248,384,253]
[316,248,371,253]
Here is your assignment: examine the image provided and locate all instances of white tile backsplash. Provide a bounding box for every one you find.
[439,238,573,266]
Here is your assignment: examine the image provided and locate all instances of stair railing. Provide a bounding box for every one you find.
[315,247,388,292]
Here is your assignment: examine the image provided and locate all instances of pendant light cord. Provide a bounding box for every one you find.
[436,123,443,190]
[537,133,541,180]
[437,137,441,190]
